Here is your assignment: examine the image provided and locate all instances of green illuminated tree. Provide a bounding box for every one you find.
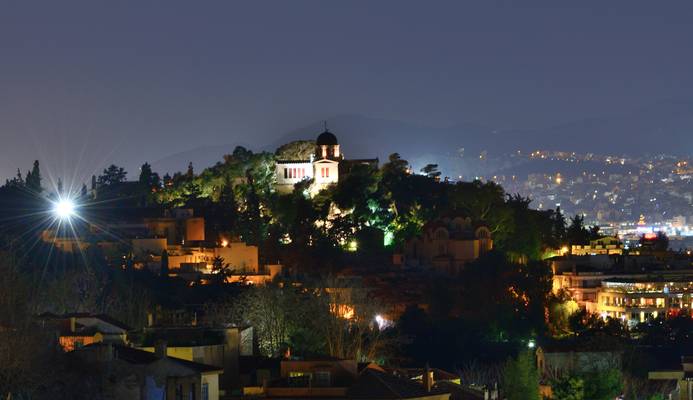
[502,350,540,400]
[552,376,585,400]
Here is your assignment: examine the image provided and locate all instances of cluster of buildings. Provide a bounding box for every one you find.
[36,312,493,400]
[41,207,281,285]
[551,244,693,325]
[496,151,693,238]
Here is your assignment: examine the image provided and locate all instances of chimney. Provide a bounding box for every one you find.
[154,340,167,359]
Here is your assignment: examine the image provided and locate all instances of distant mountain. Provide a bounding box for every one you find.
[149,100,693,176]
[494,98,693,156]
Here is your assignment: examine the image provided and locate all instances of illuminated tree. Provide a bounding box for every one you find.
[275,140,316,160]
[502,350,540,400]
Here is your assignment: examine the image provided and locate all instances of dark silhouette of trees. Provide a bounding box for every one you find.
[160,250,169,277]
[97,164,127,187]
[420,163,441,179]
[640,231,669,251]
[24,160,42,193]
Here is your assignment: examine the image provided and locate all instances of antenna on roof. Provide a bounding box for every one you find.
[323,120,328,132]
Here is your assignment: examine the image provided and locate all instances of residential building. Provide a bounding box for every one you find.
[596,276,693,324]
[38,313,130,352]
[134,326,255,395]
[70,342,222,400]
[571,236,623,256]
[649,355,693,400]
[553,268,693,316]
[257,358,451,399]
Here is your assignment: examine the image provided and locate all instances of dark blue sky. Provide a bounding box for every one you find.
[2,1,692,182]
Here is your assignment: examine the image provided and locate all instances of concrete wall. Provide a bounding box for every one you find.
[133,238,167,257]
[214,244,258,273]
[185,218,205,242]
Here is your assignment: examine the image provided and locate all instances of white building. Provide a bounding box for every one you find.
[275,130,341,193]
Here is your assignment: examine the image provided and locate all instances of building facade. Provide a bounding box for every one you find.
[571,236,623,256]
[274,130,345,194]
[399,216,493,274]
[595,277,693,325]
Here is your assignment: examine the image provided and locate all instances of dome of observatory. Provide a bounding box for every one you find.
[316,130,338,146]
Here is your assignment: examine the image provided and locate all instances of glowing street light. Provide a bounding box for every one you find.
[52,198,77,220]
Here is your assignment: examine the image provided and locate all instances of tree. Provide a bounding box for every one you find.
[640,231,669,251]
[160,250,169,277]
[420,163,441,179]
[502,350,540,400]
[235,284,300,356]
[97,164,127,187]
[275,140,316,160]
[210,256,235,285]
[552,376,585,400]
[566,215,590,245]
[25,160,42,193]
[582,368,622,400]
[138,162,160,190]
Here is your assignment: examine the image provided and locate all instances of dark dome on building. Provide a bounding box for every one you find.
[316,130,338,146]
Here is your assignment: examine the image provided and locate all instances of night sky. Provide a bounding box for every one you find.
[2,1,693,182]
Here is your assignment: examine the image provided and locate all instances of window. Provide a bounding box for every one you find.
[325,167,329,177]
[201,383,209,400]
[284,168,288,179]
[314,371,331,387]
[175,384,183,400]
[190,383,196,400]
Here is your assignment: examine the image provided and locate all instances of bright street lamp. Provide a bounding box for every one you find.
[53,198,76,220]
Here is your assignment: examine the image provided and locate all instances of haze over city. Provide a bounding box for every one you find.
[2,1,693,180]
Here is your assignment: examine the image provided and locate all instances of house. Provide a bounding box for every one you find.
[649,355,693,399]
[143,208,205,245]
[255,358,451,399]
[347,368,451,400]
[70,342,222,400]
[134,326,255,395]
[38,313,130,351]
[398,216,493,274]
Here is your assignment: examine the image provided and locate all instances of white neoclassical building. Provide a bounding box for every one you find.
[275,129,342,193]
